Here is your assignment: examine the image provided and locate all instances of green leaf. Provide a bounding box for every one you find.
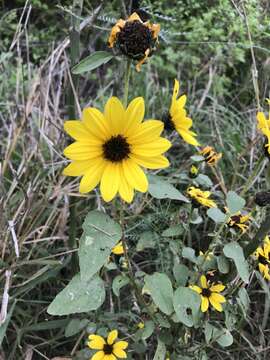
[47,274,105,315]
[190,155,204,162]
[153,339,166,360]
[223,242,249,283]
[136,231,158,251]
[148,175,189,202]
[182,247,197,263]
[112,275,130,297]
[196,174,213,187]
[144,273,174,315]
[79,211,122,282]
[173,263,189,286]
[162,224,184,237]
[217,255,230,274]
[237,288,250,315]
[204,323,233,347]
[226,191,245,214]
[72,51,114,74]
[141,320,155,340]
[207,208,226,223]
[65,318,89,337]
[173,287,201,327]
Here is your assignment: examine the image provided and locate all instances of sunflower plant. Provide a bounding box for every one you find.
[46,3,270,360]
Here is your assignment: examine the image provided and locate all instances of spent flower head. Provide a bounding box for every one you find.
[200,146,222,166]
[187,186,217,208]
[254,236,270,280]
[63,96,171,203]
[108,12,160,71]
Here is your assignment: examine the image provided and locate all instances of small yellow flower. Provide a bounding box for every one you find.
[189,165,199,178]
[200,146,222,166]
[190,275,226,312]
[256,102,270,157]
[63,97,171,203]
[137,322,145,329]
[187,186,217,208]
[88,330,128,360]
[111,241,124,255]
[254,236,270,280]
[227,211,250,233]
[108,12,160,71]
[199,250,213,261]
[166,80,199,146]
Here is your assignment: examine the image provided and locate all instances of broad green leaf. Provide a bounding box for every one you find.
[173,263,189,286]
[162,225,184,237]
[204,323,233,347]
[153,339,166,360]
[173,287,201,327]
[136,231,158,251]
[141,320,155,340]
[47,274,105,315]
[223,242,249,283]
[65,318,89,337]
[112,275,129,297]
[79,211,122,282]
[196,174,213,187]
[226,191,245,214]
[72,51,114,74]
[190,155,204,162]
[182,247,197,263]
[148,175,189,202]
[237,288,250,315]
[144,273,174,315]
[217,255,230,274]
[207,208,226,223]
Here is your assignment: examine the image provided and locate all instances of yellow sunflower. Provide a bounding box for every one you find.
[257,100,270,156]
[200,146,222,166]
[190,275,226,312]
[187,186,217,208]
[88,329,128,360]
[166,80,199,146]
[254,236,270,280]
[227,211,250,233]
[63,97,171,203]
[108,12,160,72]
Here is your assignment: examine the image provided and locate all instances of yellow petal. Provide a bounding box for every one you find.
[118,164,134,203]
[129,154,169,169]
[107,330,118,345]
[173,115,192,130]
[63,142,102,160]
[257,112,268,130]
[64,121,94,141]
[113,341,128,350]
[100,163,120,202]
[127,120,164,144]
[210,293,226,303]
[189,285,202,294]
[63,160,91,176]
[104,97,125,135]
[103,355,116,360]
[112,242,124,255]
[200,275,208,289]
[209,294,224,312]
[201,296,209,312]
[122,159,148,192]
[176,94,187,108]
[128,12,142,22]
[176,129,199,146]
[79,159,106,193]
[82,107,110,140]
[112,347,127,358]
[132,138,171,157]
[209,284,225,293]
[124,97,145,136]
[88,335,106,350]
[91,351,105,360]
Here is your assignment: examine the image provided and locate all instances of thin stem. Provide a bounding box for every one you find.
[123,59,132,107]
[240,154,266,197]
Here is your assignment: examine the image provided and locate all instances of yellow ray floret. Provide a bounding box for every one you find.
[88,329,128,360]
[190,275,226,312]
[169,79,199,146]
[254,236,270,280]
[200,146,222,166]
[257,101,270,155]
[187,186,217,208]
[63,97,171,203]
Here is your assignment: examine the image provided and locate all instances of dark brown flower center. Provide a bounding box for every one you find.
[201,288,211,297]
[103,343,113,355]
[117,20,153,60]
[102,135,130,162]
[255,191,270,207]
[258,254,269,265]
[163,112,175,131]
[229,215,241,224]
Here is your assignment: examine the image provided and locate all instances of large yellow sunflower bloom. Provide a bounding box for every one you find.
[168,80,199,146]
[63,97,171,203]
[190,275,226,312]
[254,236,270,280]
[88,329,128,360]
[257,101,270,156]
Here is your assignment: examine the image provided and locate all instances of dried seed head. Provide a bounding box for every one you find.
[255,191,270,207]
